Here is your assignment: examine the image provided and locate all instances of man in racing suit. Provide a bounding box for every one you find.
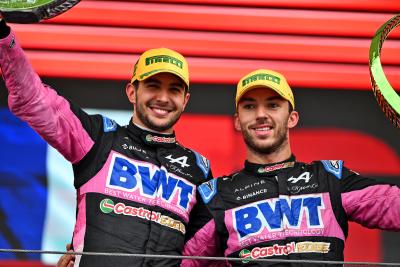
[0,18,212,266]
[183,69,400,266]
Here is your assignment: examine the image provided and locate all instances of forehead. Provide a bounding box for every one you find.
[240,87,281,100]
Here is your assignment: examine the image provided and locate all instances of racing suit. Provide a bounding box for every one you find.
[0,21,212,267]
[183,156,400,266]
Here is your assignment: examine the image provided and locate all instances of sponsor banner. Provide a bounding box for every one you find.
[239,241,330,263]
[224,193,344,255]
[78,151,196,222]
[100,199,186,234]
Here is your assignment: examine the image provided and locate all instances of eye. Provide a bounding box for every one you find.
[243,104,255,110]
[268,102,280,109]
[170,87,183,93]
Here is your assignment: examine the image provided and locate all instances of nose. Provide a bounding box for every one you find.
[155,87,170,103]
[255,106,268,120]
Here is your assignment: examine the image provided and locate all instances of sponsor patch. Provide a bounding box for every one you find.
[99,198,186,234]
[288,172,312,184]
[193,151,210,177]
[239,241,330,262]
[106,154,195,211]
[145,134,175,144]
[321,160,343,179]
[198,179,217,204]
[102,116,117,132]
[257,162,295,174]
[233,194,325,240]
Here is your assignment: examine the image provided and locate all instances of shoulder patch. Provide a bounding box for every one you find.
[102,116,117,132]
[192,150,210,178]
[321,160,343,179]
[198,179,217,204]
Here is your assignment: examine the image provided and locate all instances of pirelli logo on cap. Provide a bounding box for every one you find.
[145,55,184,69]
[242,73,281,87]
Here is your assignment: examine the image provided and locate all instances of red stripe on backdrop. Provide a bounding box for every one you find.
[133,0,400,12]
[47,1,400,38]
[11,24,400,65]
[14,51,400,90]
[175,114,399,262]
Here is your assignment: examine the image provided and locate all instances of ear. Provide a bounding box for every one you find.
[234,112,242,132]
[182,92,190,111]
[287,110,299,129]
[125,83,136,104]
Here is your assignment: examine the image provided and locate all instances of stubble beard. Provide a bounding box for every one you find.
[136,100,182,132]
[242,123,289,156]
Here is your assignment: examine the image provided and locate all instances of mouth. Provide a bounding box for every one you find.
[251,125,273,136]
[149,105,173,117]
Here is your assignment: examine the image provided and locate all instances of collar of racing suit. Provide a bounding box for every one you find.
[244,155,296,177]
[126,119,178,149]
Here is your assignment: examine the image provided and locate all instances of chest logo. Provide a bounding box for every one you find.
[288,172,312,184]
[166,155,190,168]
[233,195,325,239]
[106,155,195,210]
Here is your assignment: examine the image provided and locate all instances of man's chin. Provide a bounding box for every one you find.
[146,117,177,132]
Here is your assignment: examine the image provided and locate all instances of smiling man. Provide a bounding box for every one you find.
[183,69,400,267]
[0,18,212,267]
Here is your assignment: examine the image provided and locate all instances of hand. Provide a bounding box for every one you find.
[56,243,75,267]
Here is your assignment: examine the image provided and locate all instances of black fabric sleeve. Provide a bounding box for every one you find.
[0,19,10,39]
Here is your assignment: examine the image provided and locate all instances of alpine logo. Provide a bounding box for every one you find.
[288,172,312,184]
[166,155,190,168]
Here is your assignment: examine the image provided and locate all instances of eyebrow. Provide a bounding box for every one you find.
[143,78,161,85]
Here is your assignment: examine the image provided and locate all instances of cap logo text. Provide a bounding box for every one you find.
[242,73,281,87]
[145,55,183,69]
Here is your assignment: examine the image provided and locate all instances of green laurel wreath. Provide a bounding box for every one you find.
[0,0,80,23]
[369,14,400,129]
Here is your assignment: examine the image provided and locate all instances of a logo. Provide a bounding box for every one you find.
[242,73,281,87]
[99,198,186,234]
[321,160,343,179]
[198,179,218,204]
[107,154,195,210]
[102,116,117,132]
[122,143,147,154]
[288,183,318,194]
[166,155,190,168]
[239,241,330,262]
[235,180,268,201]
[145,134,175,144]
[239,249,251,263]
[100,198,114,213]
[145,55,183,69]
[288,172,312,184]
[257,162,295,174]
[233,194,325,240]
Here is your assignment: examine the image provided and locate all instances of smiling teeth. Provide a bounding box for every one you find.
[153,108,168,114]
[256,127,270,131]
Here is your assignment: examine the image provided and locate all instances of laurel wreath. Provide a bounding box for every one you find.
[369,14,400,129]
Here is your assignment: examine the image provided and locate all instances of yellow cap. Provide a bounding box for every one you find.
[236,69,295,109]
[131,48,189,88]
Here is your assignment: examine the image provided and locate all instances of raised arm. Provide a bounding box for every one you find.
[0,19,95,164]
[340,167,400,230]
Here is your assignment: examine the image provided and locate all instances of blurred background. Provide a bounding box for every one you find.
[0,0,399,266]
